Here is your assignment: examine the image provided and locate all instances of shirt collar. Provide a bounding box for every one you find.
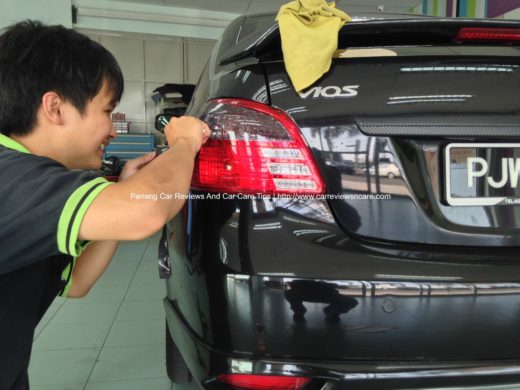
[0,133,31,154]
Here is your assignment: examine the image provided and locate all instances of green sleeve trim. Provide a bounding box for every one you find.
[0,134,31,153]
[59,241,93,298]
[57,177,112,257]
[59,258,76,297]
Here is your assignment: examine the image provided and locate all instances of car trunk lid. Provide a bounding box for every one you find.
[263,47,520,246]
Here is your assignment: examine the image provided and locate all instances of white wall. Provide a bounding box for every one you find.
[410,4,423,14]
[1,0,236,40]
[72,0,235,40]
[1,0,72,28]
[503,8,520,19]
[475,0,487,18]
[85,31,215,134]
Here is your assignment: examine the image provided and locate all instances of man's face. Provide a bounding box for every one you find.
[62,80,117,170]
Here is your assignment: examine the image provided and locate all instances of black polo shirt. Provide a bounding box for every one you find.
[0,134,112,389]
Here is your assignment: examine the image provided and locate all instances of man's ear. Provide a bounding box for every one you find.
[40,92,64,125]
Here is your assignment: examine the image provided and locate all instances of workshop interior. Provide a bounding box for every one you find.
[1,0,520,389]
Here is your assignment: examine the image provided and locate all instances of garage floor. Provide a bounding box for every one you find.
[29,234,196,390]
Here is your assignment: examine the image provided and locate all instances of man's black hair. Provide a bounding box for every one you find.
[0,20,124,136]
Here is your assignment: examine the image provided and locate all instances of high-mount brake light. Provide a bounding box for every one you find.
[455,27,520,42]
[192,99,325,195]
[217,374,311,390]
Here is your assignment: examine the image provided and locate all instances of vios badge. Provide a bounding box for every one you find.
[299,85,359,99]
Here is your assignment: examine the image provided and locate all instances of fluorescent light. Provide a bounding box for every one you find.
[76,7,231,28]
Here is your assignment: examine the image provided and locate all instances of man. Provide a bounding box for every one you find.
[0,21,211,389]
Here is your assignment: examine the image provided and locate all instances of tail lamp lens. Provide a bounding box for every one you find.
[217,374,311,390]
[192,99,325,195]
[456,27,520,42]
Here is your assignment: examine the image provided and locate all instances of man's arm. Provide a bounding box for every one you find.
[67,240,119,297]
[78,116,210,242]
[67,117,209,297]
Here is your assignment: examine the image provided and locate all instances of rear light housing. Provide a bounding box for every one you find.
[192,99,325,195]
[455,27,520,43]
[217,374,311,390]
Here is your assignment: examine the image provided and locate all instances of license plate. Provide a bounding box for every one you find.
[445,143,520,206]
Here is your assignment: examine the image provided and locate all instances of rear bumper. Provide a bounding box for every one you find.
[164,197,520,388]
[164,275,520,389]
[165,295,520,389]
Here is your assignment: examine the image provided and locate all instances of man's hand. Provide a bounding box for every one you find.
[79,116,211,242]
[118,115,210,181]
[164,116,211,154]
[118,151,156,181]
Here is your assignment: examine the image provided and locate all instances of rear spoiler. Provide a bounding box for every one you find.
[219,17,520,66]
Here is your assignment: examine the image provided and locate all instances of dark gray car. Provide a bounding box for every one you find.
[160,11,520,390]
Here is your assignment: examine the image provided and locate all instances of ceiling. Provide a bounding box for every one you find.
[110,0,422,16]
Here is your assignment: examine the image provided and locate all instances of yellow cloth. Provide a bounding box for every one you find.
[276,0,351,92]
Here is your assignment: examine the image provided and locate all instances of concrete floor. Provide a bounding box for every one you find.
[29,234,197,390]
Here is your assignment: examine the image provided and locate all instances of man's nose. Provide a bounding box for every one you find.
[109,123,117,139]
